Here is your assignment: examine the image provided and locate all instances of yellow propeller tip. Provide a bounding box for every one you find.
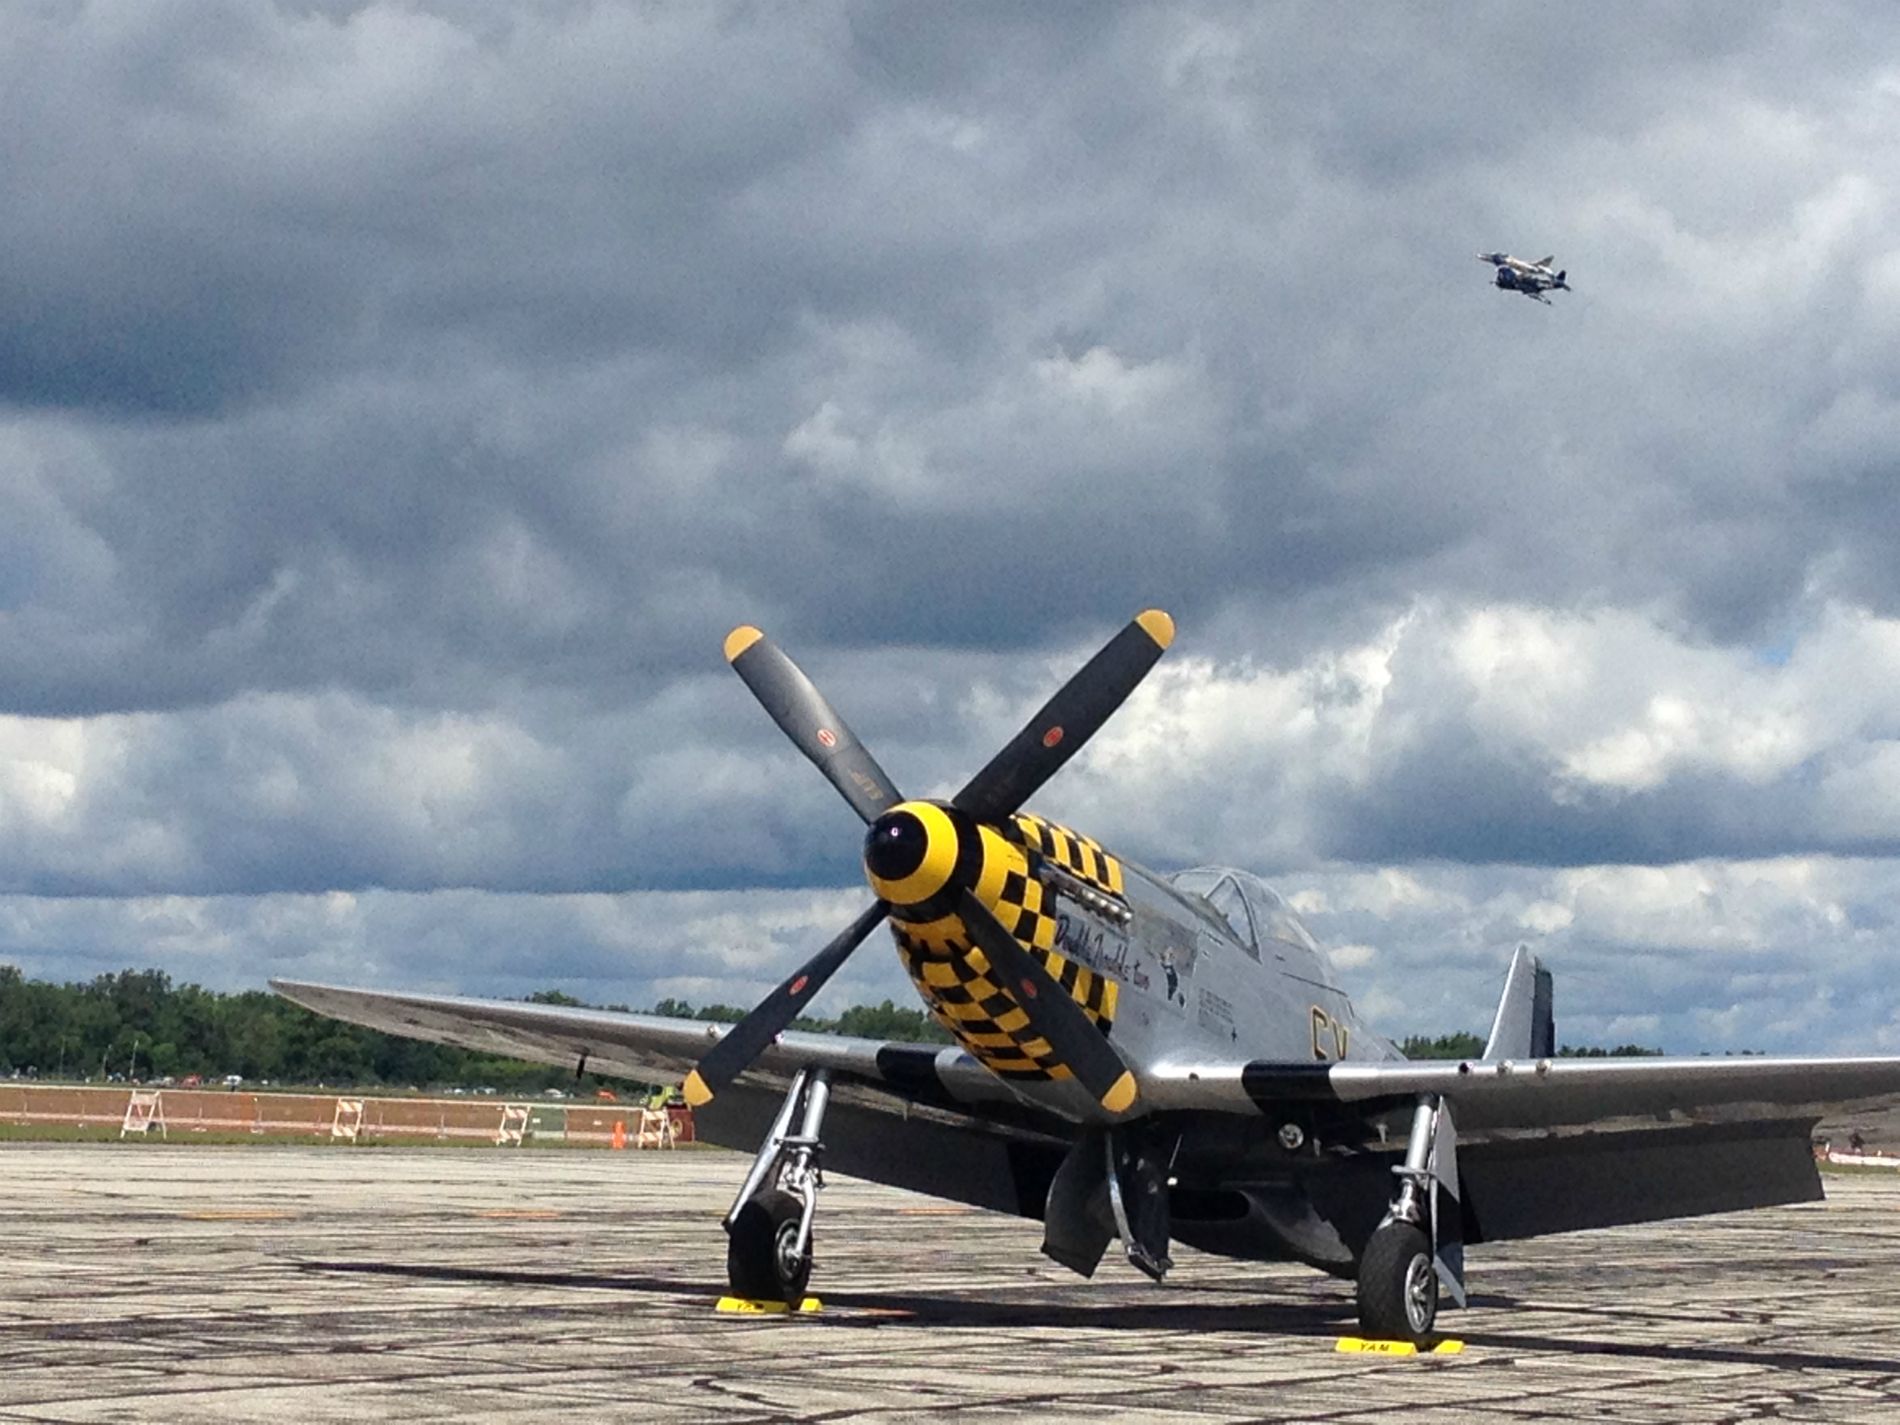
[1100,1070,1139,1114]
[1135,609,1174,650]
[682,1070,713,1108]
[724,626,764,663]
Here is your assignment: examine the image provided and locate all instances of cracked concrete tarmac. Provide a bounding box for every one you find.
[2,1144,1898,1423]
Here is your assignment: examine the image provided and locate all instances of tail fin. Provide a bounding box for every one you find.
[1482,945,1555,1059]
[1556,269,1567,285]
[1534,256,1555,269]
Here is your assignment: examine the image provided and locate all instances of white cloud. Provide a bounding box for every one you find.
[1286,854,1900,1055]
[0,717,85,827]
[1327,941,1376,971]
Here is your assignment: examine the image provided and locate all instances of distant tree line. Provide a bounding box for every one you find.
[645,996,954,1044]
[0,966,946,1092]
[1399,1031,1665,1059]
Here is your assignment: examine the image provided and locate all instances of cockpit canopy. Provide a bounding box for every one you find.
[1166,866,1321,961]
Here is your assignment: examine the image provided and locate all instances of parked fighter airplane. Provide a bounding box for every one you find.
[275,611,1900,1344]
[1479,251,1570,304]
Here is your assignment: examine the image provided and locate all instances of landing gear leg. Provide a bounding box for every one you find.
[1356,1093,1462,1343]
[723,1067,831,1304]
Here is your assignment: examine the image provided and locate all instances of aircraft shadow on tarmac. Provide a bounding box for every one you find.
[294,1258,1344,1337]
[291,1260,1900,1373]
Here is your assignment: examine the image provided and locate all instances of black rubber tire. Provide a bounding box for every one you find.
[1356,1221,1437,1343]
[726,1188,812,1303]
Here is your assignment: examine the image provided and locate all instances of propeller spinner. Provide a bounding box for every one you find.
[682,611,1173,1114]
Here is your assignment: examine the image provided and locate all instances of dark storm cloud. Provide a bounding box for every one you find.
[0,3,864,412]
[3,1,1893,727]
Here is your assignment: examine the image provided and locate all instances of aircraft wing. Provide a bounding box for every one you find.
[1148,1051,1900,1245]
[270,979,1074,1214]
[271,978,1033,1112]
[1145,1052,1900,1131]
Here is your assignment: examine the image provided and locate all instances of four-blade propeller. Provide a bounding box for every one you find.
[681,900,888,1108]
[723,626,901,825]
[954,610,1173,822]
[682,611,1173,1115]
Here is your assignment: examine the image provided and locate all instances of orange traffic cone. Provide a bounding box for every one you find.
[611,1119,626,1150]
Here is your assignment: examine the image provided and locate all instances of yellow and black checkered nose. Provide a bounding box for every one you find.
[864,800,975,919]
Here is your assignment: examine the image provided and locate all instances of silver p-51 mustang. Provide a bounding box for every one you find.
[276,611,1900,1344]
[1480,251,1570,304]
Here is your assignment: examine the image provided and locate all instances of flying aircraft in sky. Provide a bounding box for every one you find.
[1479,251,1570,304]
[275,611,1900,1344]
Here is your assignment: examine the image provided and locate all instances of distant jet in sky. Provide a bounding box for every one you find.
[1479,251,1570,305]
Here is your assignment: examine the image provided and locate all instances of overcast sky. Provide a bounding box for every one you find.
[6,2,1900,1053]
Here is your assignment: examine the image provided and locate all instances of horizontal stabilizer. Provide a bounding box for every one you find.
[1482,946,1555,1061]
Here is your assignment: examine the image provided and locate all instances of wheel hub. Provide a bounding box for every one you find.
[774,1218,806,1283]
[1404,1252,1436,1334]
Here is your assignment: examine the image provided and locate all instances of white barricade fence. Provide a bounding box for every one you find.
[331,1098,366,1142]
[0,1086,687,1146]
[121,1090,166,1139]
[635,1107,677,1149]
[496,1103,531,1146]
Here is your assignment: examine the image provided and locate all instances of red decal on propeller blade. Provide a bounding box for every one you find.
[790,975,809,996]
[1020,979,1038,998]
[816,728,837,749]
[1041,726,1064,749]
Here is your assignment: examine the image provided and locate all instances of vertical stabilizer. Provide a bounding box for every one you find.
[1483,945,1555,1060]
[1530,961,1555,1058]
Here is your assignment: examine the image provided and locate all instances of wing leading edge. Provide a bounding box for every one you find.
[268,979,1026,1115]
[275,979,1900,1136]
[1146,1052,1900,1131]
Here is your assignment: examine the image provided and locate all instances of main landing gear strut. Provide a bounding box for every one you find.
[1356,1093,1464,1343]
[723,1067,831,1303]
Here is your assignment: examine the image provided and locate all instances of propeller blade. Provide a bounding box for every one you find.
[682,899,890,1107]
[957,888,1137,1114]
[953,610,1174,822]
[725,626,903,825]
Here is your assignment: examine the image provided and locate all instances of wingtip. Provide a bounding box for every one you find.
[682,1070,713,1108]
[724,626,764,663]
[1100,1070,1139,1114]
[1135,609,1174,651]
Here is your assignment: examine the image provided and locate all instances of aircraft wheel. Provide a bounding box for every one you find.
[726,1188,812,1303]
[1355,1221,1436,1343]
